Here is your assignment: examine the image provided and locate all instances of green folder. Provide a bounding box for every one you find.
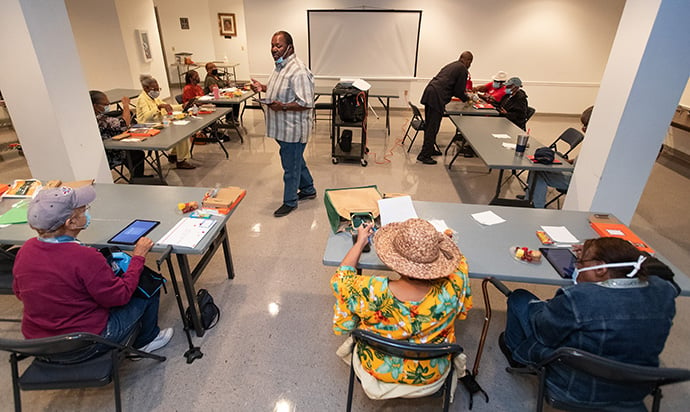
[0,201,29,224]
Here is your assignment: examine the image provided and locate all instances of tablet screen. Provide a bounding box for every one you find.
[108,220,160,245]
[540,247,577,279]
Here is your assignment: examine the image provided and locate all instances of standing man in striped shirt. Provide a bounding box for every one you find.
[250,31,317,217]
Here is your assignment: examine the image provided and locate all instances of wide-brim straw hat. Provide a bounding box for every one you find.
[493,71,508,82]
[373,218,462,280]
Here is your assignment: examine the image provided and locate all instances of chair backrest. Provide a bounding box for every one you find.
[546,347,690,388]
[351,329,462,360]
[175,94,183,104]
[0,246,18,295]
[0,332,120,358]
[408,102,425,130]
[526,106,536,122]
[549,127,584,158]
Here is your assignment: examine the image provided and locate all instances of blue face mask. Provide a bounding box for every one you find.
[493,81,502,89]
[101,104,110,114]
[504,87,513,95]
[274,45,292,68]
[571,256,647,284]
[75,210,91,230]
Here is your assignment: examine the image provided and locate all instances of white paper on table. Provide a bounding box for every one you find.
[492,133,511,139]
[157,217,217,248]
[352,79,371,91]
[471,210,506,226]
[120,138,142,142]
[502,142,517,149]
[428,219,449,232]
[541,225,579,243]
[173,120,190,125]
[378,196,418,226]
[198,95,213,101]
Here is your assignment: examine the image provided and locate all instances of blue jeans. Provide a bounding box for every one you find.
[48,294,161,364]
[527,170,572,208]
[277,140,315,207]
[504,288,539,355]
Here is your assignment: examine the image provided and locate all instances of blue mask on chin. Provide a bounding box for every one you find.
[75,210,91,230]
[504,87,512,95]
[274,46,292,68]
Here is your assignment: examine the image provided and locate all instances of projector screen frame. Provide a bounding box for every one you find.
[307,9,423,78]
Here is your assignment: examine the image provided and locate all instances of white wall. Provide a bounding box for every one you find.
[242,0,625,113]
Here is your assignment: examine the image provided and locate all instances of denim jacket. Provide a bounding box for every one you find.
[513,276,677,407]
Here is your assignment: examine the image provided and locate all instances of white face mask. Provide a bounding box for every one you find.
[571,255,647,284]
[148,90,160,99]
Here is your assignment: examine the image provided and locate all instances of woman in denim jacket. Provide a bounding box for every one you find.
[500,237,678,409]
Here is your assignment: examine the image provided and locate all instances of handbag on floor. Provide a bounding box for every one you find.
[185,289,220,330]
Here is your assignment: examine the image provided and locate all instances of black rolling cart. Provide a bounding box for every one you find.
[331,85,368,166]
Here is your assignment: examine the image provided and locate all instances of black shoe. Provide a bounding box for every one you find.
[431,149,443,156]
[498,333,526,368]
[274,204,296,217]
[516,194,526,200]
[298,191,317,201]
[416,155,437,165]
[167,154,178,164]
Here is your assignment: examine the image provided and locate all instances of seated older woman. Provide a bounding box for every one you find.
[331,218,472,400]
[90,90,148,179]
[13,185,172,362]
[135,74,196,169]
[500,237,678,409]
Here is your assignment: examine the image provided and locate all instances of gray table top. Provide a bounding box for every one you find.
[314,86,399,99]
[445,101,500,116]
[104,89,141,104]
[103,108,231,151]
[0,184,238,255]
[450,115,574,172]
[198,90,256,106]
[322,201,690,296]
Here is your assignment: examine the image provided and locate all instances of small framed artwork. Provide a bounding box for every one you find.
[218,13,236,37]
[137,29,152,62]
[180,17,189,30]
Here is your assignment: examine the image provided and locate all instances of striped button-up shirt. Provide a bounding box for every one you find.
[265,54,314,143]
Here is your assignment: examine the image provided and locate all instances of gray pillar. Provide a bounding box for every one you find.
[0,0,112,183]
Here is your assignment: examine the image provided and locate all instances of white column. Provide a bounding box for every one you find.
[564,0,690,224]
[0,0,112,183]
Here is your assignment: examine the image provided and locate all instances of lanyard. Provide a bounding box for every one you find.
[38,235,81,245]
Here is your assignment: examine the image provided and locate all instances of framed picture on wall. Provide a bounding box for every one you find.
[218,13,236,37]
[137,29,152,62]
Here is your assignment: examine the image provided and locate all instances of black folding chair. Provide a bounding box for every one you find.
[402,102,426,152]
[346,329,464,412]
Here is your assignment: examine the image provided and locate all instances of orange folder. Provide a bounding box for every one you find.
[129,128,161,137]
[589,222,655,254]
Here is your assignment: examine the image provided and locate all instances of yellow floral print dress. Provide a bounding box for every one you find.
[330,258,472,385]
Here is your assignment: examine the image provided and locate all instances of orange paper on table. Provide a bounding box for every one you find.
[129,128,160,137]
[590,222,655,254]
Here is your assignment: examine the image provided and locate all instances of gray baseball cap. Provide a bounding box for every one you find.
[505,77,523,87]
[27,185,96,231]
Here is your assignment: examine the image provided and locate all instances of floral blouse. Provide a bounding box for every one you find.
[96,113,128,167]
[331,259,472,385]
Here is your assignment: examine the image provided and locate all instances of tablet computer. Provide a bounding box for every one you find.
[540,247,577,279]
[108,220,160,245]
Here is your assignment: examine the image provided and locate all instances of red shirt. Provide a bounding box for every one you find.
[482,81,507,103]
[182,84,204,104]
[13,238,144,339]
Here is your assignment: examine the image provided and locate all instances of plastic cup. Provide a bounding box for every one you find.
[515,134,529,156]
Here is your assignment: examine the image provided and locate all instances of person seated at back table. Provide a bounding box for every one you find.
[135,74,196,169]
[498,77,529,130]
[182,70,204,104]
[331,219,472,399]
[12,185,173,362]
[499,237,679,409]
[89,90,149,179]
[519,106,593,207]
[473,70,508,106]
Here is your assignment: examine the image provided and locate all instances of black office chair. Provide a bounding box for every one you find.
[507,347,690,412]
[402,102,426,152]
[525,106,536,124]
[346,329,464,412]
[174,94,183,105]
[0,329,166,412]
[0,245,20,323]
[541,127,584,208]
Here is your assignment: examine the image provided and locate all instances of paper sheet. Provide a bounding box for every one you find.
[120,138,143,142]
[428,219,450,232]
[157,217,217,248]
[492,133,511,139]
[502,142,517,149]
[173,120,190,125]
[541,225,579,243]
[471,210,506,226]
[378,196,417,226]
[198,95,213,101]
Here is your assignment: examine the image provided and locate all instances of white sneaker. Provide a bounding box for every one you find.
[137,328,174,353]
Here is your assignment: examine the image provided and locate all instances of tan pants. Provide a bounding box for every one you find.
[336,337,467,402]
[170,138,191,162]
